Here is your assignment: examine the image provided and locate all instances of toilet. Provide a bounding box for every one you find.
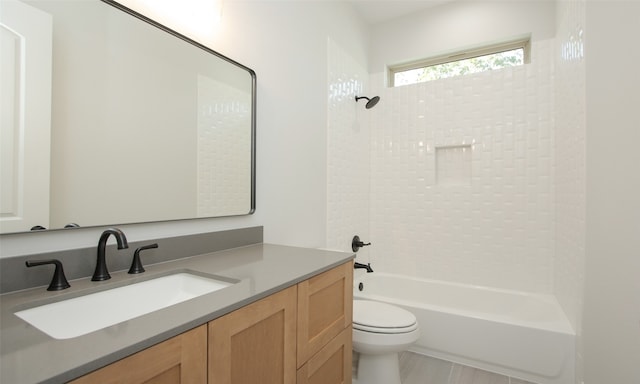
[352,300,420,384]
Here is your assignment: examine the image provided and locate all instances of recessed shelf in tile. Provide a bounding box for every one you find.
[436,145,472,186]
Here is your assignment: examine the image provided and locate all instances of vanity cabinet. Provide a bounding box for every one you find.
[209,261,353,384]
[69,262,352,384]
[69,325,207,384]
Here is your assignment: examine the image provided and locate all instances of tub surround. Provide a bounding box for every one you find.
[0,228,355,383]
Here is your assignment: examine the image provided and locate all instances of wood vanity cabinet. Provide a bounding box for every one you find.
[69,324,207,384]
[209,261,353,384]
[69,261,352,384]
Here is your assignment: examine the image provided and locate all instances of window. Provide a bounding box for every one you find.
[389,38,530,87]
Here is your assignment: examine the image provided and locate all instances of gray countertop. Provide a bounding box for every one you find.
[0,243,354,384]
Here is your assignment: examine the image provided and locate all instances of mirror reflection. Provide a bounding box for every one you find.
[0,0,256,234]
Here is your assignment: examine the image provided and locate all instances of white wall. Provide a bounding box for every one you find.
[368,0,556,74]
[583,1,640,382]
[0,0,369,257]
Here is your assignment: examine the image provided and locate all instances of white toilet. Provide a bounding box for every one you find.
[352,300,420,384]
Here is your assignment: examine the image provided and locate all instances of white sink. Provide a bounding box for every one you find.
[15,273,233,339]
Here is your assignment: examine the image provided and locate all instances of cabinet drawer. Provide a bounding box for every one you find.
[297,262,353,367]
[297,326,352,384]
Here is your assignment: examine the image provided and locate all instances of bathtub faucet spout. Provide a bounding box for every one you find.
[354,262,374,273]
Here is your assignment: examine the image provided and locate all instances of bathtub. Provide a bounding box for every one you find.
[353,272,575,384]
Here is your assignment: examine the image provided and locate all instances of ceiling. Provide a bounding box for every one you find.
[347,0,452,25]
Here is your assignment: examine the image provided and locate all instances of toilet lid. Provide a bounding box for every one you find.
[353,300,418,333]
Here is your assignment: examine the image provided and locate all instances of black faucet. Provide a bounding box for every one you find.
[92,228,129,281]
[354,262,374,273]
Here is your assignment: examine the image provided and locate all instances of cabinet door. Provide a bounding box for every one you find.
[70,325,207,384]
[297,262,353,367]
[208,285,297,384]
[297,326,352,384]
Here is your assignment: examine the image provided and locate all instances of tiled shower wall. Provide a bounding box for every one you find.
[554,0,586,380]
[367,40,556,293]
[554,0,585,331]
[326,38,371,257]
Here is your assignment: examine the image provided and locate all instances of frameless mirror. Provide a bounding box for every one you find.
[0,0,256,234]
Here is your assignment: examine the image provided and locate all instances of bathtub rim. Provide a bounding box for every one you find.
[353,272,575,335]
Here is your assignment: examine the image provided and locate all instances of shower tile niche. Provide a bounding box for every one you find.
[436,145,472,186]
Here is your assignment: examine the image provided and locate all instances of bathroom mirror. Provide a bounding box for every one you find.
[0,0,256,234]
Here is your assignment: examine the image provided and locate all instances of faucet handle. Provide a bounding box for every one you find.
[25,259,71,291]
[352,235,371,252]
[128,243,158,274]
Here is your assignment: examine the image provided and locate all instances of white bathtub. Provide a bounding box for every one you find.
[353,272,575,384]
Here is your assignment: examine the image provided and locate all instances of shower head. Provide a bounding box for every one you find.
[355,95,380,109]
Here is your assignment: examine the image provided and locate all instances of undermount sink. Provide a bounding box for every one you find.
[15,272,233,339]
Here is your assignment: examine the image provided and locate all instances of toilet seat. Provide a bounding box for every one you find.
[353,300,418,334]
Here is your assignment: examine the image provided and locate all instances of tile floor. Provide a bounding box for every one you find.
[354,351,537,384]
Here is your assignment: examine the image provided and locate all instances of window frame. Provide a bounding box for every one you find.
[387,37,531,87]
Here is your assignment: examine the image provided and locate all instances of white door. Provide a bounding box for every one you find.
[0,0,52,233]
